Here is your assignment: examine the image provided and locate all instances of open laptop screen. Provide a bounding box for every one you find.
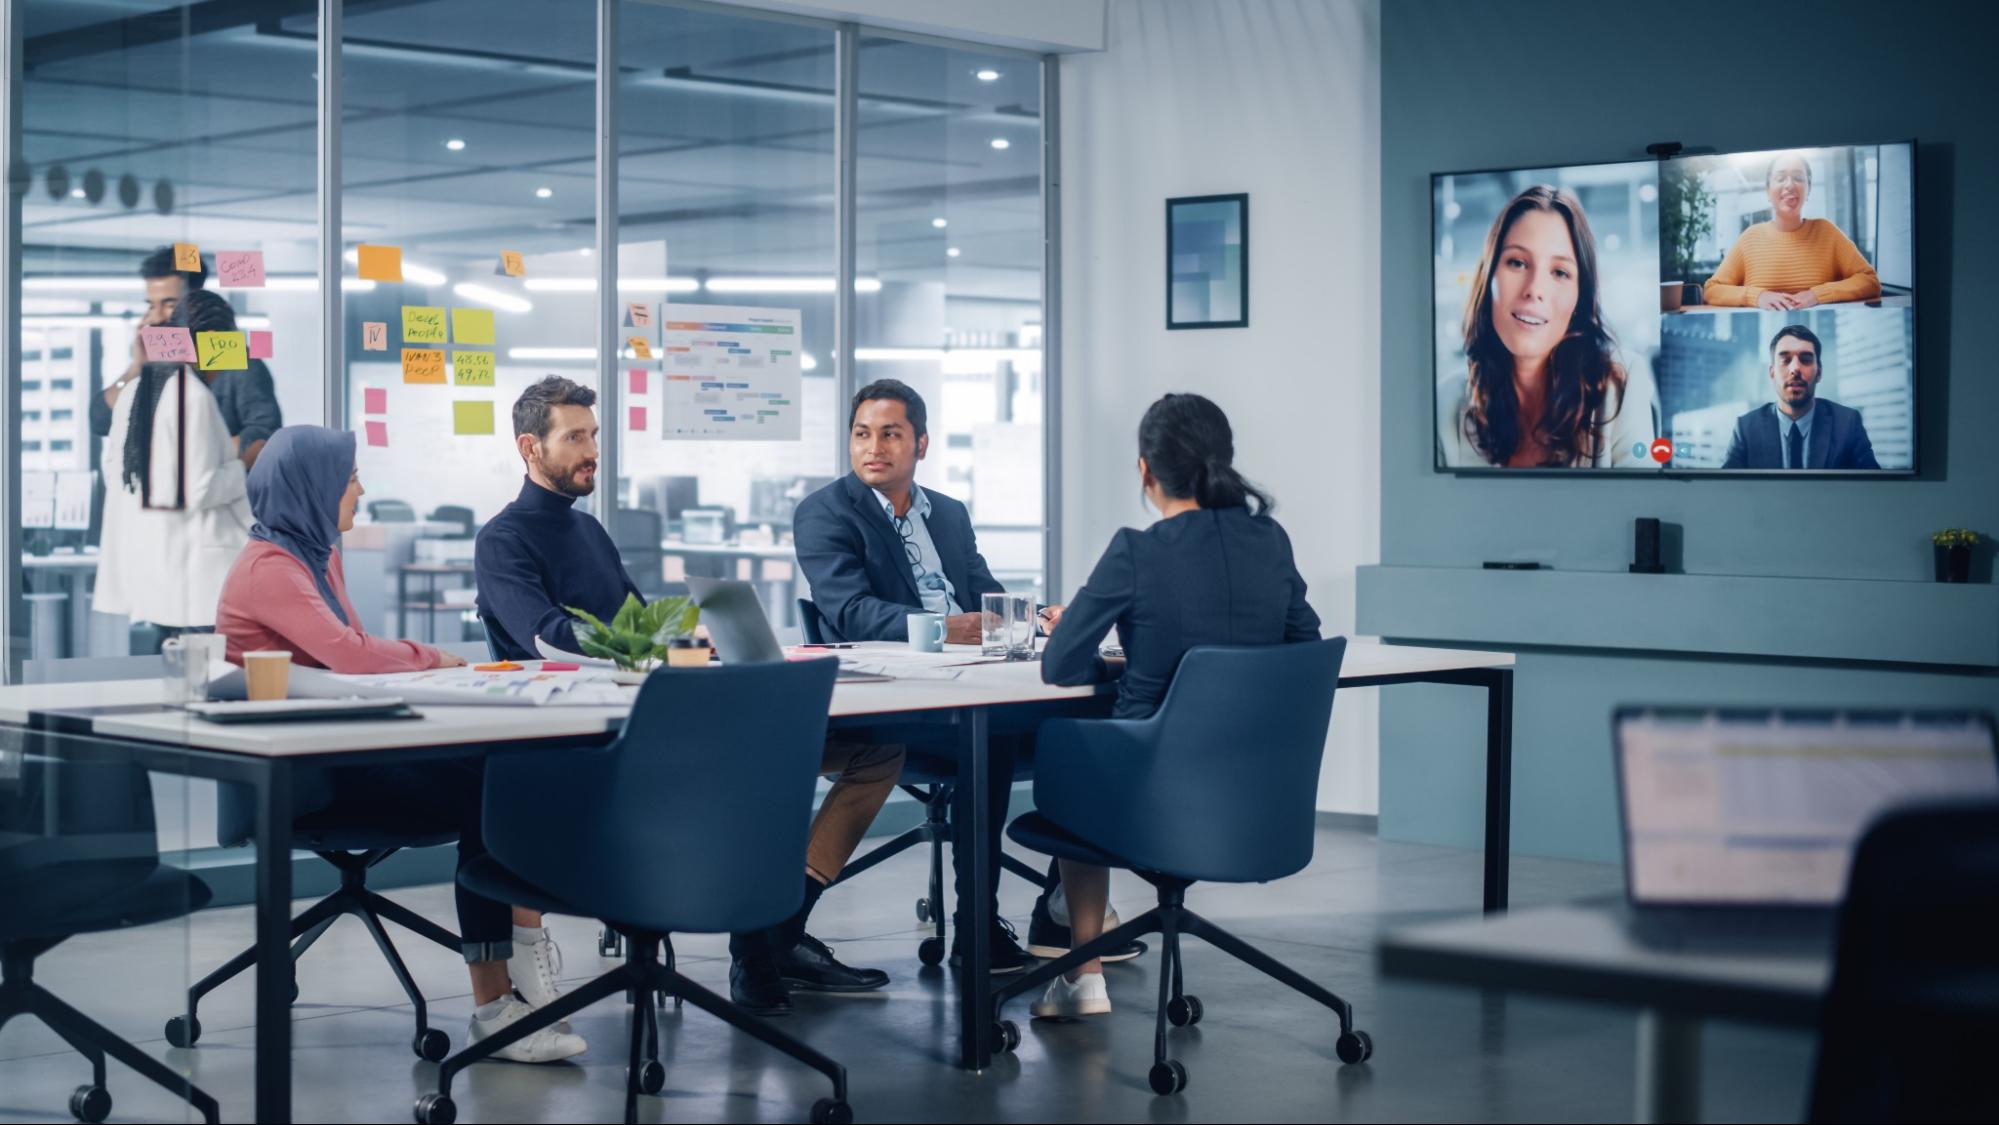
[1616,710,1997,906]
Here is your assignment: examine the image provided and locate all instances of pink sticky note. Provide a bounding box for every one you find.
[627,368,647,394]
[365,421,388,447]
[247,330,273,359]
[215,250,266,288]
[628,405,647,431]
[140,326,196,363]
[363,387,387,415]
[362,322,388,351]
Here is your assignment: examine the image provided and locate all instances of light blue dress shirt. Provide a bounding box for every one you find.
[872,484,956,616]
[1776,402,1816,468]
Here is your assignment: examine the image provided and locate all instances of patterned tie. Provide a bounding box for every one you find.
[1787,423,1804,470]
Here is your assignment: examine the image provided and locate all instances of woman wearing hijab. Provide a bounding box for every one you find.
[93,303,253,639]
[214,425,588,1064]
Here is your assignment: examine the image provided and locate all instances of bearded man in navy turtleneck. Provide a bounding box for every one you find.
[475,375,902,1016]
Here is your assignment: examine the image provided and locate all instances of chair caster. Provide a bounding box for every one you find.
[164,1014,201,1048]
[917,937,944,966]
[291,980,301,1004]
[993,1019,1021,1053]
[69,1084,111,1124]
[630,1059,666,1095]
[1149,1058,1188,1095]
[412,1092,456,1124]
[413,1027,450,1061]
[1336,1028,1373,1064]
[810,1097,854,1123]
[598,927,624,958]
[1166,995,1203,1027]
[915,896,932,923]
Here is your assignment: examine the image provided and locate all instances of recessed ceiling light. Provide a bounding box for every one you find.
[535,187,553,198]
[931,217,948,229]
[579,247,592,256]
[946,247,960,258]
[975,69,1000,82]
[445,138,466,151]
[989,138,1010,150]
[68,188,85,199]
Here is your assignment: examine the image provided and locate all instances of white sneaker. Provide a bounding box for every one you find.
[1049,883,1121,931]
[469,995,588,1064]
[1030,971,1112,1020]
[507,927,571,1031]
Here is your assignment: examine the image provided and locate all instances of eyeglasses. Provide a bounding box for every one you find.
[893,514,923,578]
[1770,171,1808,187]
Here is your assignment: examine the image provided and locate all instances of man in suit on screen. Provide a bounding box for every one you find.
[1721,324,1880,470]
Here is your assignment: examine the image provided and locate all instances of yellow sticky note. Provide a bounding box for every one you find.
[627,336,653,360]
[498,250,525,277]
[402,306,446,344]
[195,330,247,371]
[358,244,403,282]
[451,307,495,345]
[452,350,495,386]
[173,242,201,272]
[401,348,445,384]
[453,400,496,436]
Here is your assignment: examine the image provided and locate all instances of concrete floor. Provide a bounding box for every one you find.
[0,827,1816,1123]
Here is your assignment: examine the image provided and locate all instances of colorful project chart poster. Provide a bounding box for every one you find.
[659,304,803,441]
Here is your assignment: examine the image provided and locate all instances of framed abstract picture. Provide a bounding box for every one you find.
[1166,193,1249,329]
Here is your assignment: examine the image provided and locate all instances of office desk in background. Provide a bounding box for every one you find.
[0,637,1518,1119]
[660,539,800,625]
[1380,901,1828,1124]
[21,551,98,659]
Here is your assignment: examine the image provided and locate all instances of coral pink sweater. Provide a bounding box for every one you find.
[215,539,441,672]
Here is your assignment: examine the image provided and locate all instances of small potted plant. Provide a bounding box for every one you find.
[566,594,702,672]
[1931,529,1978,584]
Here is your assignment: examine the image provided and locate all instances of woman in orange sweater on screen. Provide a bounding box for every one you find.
[1703,152,1880,310]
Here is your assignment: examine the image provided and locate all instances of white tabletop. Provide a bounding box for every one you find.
[1378,902,1828,1026]
[0,639,1512,759]
[659,540,797,560]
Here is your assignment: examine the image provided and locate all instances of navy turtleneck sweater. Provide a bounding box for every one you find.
[474,476,640,660]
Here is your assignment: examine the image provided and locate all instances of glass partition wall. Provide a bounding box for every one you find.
[5,1,1054,670]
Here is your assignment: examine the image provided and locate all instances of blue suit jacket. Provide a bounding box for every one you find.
[793,473,1004,642]
[1720,400,1880,470]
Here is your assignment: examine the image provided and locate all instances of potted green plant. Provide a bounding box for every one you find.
[565,594,701,671]
[1931,529,1978,584]
[1659,164,1715,311]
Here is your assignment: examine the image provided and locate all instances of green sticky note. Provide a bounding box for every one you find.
[452,400,495,435]
[402,306,446,344]
[451,350,495,386]
[451,307,495,345]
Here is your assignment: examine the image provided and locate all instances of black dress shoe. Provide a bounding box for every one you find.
[774,934,891,992]
[729,953,792,1016]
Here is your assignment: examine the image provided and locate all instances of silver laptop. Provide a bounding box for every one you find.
[1614,707,1998,950]
[684,578,888,683]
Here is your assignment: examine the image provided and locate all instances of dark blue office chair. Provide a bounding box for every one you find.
[165,780,461,1061]
[1807,797,1999,1123]
[801,598,1051,965]
[991,639,1368,1094]
[413,659,852,1125]
[1,748,221,1124]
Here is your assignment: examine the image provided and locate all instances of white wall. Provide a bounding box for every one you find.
[1058,0,1382,814]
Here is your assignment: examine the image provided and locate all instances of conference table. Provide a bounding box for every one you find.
[0,637,1514,1122]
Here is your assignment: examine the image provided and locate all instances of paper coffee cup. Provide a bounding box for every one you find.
[244,650,293,702]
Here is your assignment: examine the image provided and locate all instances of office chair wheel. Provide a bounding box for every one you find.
[993,1019,1021,1053]
[1336,1029,1373,1064]
[917,937,945,966]
[915,896,932,922]
[631,1059,666,1095]
[1166,995,1204,1027]
[810,1097,853,1124]
[413,1027,451,1061]
[164,1014,200,1048]
[1148,1059,1188,1095]
[598,928,624,958]
[412,1092,456,1124]
[69,1084,111,1124]
[291,980,301,1004]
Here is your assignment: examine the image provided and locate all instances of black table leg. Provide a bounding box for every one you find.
[253,763,294,1123]
[1482,668,1513,914]
[953,707,991,1070]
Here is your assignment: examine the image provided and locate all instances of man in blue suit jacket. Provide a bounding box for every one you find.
[795,380,1081,973]
[1720,324,1881,470]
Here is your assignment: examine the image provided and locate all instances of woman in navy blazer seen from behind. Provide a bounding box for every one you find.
[1031,393,1321,1019]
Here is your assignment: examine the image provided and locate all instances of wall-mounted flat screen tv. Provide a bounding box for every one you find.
[1431,141,1915,475]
